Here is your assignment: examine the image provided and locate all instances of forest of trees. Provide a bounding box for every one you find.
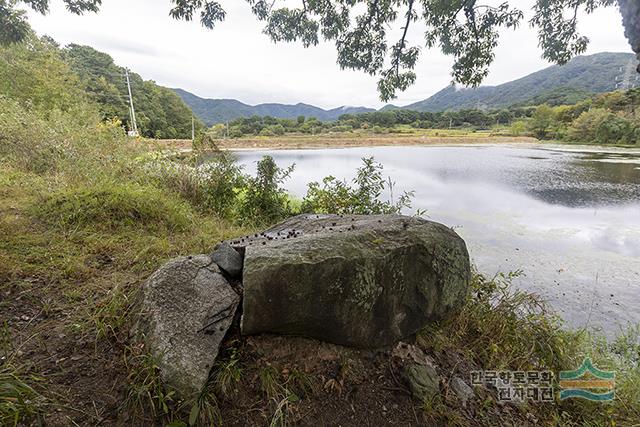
[211,88,640,145]
[63,45,204,139]
[209,108,534,138]
[0,34,203,139]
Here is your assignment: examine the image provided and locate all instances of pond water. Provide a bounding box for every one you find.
[233,144,640,337]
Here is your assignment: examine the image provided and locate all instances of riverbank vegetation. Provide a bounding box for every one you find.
[2,30,640,427]
[209,88,640,146]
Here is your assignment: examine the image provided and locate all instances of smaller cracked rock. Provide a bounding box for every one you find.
[211,242,244,279]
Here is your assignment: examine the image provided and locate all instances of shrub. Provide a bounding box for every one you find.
[595,114,634,144]
[259,127,275,137]
[509,120,528,136]
[269,124,285,136]
[0,96,128,176]
[329,125,352,133]
[34,182,193,231]
[301,157,414,215]
[568,108,637,144]
[529,104,557,139]
[568,108,610,143]
[197,153,245,218]
[239,156,295,226]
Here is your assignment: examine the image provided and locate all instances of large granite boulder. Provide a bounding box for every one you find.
[619,0,640,69]
[236,214,470,348]
[136,255,240,396]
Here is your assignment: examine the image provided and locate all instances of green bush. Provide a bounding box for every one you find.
[595,114,635,144]
[34,182,193,231]
[198,153,245,218]
[509,120,528,136]
[239,156,295,226]
[266,124,285,136]
[258,127,275,137]
[568,108,638,144]
[568,108,610,143]
[329,125,352,133]
[0,96,130,176]
[301,157,414,215]
[528,104,558,139]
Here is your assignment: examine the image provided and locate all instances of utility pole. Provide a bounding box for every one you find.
[191,116,195,142]
[125,68,138,137]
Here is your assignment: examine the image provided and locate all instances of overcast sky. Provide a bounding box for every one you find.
[27,0,632,109]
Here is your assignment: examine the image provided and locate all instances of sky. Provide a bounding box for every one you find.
[26,0,633,110]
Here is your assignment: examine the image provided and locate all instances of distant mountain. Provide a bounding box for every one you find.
[401,52,637,112]
[177,52,637,125]
[173,88,375,125]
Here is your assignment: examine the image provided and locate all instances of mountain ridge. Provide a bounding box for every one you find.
[401,52,636,112]
[176,52,637,125]
[173,88,375,125]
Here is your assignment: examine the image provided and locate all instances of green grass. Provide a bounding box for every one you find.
[0,364,40,427]
[259,365,283,402]
[123,345,176,421]
[418,271,640,426]
[0,324,41,427]
[0,154,248,425]
[211,345,243,397]
[34,182,194,232]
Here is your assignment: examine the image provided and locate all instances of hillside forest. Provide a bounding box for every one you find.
[0,35,203,140]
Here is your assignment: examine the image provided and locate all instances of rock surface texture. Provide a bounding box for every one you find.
[137,255,240,395]
[237,214,470,348]
[619,0,640,69]
[211,241,243,278]
[451,376,475,407]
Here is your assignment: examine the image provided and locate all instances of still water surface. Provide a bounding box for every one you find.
[234,144,640,336]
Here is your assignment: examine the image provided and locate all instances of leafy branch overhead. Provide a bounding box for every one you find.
[3,0,636,101]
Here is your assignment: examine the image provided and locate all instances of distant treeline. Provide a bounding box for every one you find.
[526,88,640,145]
[210,88,640,145]
[209,107,536,138]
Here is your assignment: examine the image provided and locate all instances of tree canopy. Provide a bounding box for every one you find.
[1,0,637,101]
[63,44,204,138]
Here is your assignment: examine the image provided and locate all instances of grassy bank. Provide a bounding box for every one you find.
[2,28,639,427]
[2,110,639,426]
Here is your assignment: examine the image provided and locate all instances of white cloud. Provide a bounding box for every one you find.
[26,0,632,109]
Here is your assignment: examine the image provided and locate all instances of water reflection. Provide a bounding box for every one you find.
[233,145,640,335]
